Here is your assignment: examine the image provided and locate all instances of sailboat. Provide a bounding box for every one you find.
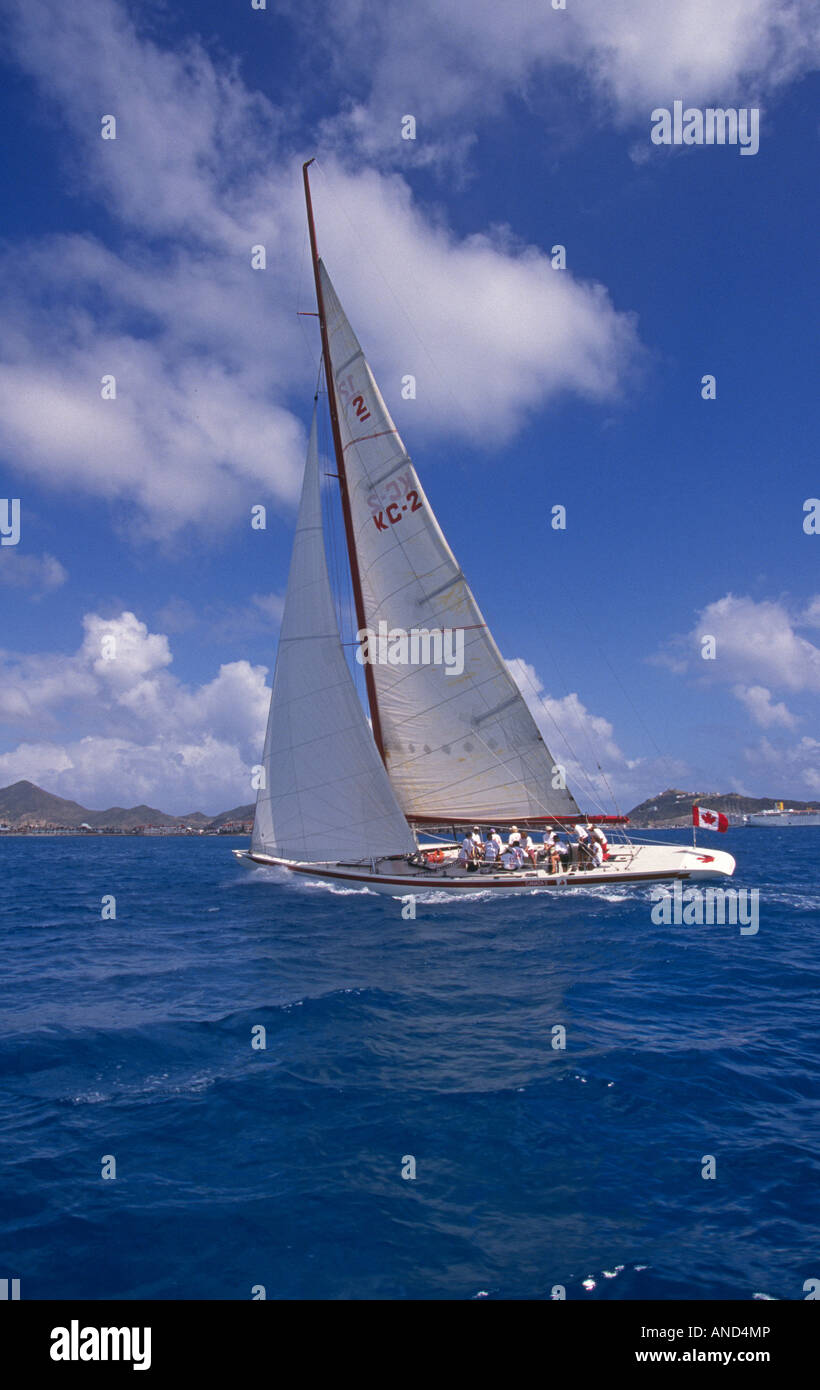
[233,161,735,895]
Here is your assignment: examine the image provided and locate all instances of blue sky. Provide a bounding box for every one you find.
[0,0,818,814]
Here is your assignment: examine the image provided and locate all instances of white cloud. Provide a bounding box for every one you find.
[308,165,642,444]
[575,0,818,114]
[655,593,820,695]
[0,610,270,811]
[732,683,798,729]
[308,0,820,159]
[0,236,308,537]
[649,594,820,790]
[0,653,96,724]
[81,611,171,687]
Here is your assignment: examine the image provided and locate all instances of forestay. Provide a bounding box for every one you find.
[252,409,416,863]
[320,261,580,823]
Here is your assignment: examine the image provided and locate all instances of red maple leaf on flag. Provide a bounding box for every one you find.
[692,805,729,832]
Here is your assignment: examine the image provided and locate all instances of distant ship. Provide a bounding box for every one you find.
[744,805,820,826]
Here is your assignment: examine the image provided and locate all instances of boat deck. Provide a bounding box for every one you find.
[234,842,736,893]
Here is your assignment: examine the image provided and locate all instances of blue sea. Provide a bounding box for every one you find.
[1,828,818,1301]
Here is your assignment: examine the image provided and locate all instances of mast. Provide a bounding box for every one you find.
[302,158,386,765]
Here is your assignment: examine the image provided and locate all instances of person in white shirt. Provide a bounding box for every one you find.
[489,828,504,854]
[470,826,484,857]
[458,834,476,867]
[542,830,560,873]
[519,832,537,866]
[590,824,608,860]
[572,823,590,870]
[500,845,518,870]
[507,826,521,846]
[483,836,499,864]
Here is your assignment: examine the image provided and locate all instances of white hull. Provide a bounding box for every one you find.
[233,842,735,896]
[745,812,820,826]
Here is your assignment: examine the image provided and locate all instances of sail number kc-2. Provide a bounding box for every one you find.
[371,487,423,531]
[337,374,424,532]
[366,468,422,532]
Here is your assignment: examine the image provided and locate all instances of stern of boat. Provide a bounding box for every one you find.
[678,845,736,880]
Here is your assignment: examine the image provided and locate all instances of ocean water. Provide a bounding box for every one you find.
[0,828,818,1301]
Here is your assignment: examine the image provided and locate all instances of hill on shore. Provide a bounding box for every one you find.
[0,780,254,830]
[626,788,820,828]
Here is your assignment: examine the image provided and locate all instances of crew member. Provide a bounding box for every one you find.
[572,823,590,870]
[589,823,609,861]
[519,830,537,866]
[500,844,518,870]
[458,832,477,867]
[484,834,500,865]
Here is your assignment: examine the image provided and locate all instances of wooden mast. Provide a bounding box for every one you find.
[302,159,387,765]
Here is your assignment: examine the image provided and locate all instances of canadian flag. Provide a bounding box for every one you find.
[692,805,729,832]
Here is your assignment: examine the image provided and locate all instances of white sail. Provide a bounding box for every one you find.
[252,408,417,862]
[320,261,581,823]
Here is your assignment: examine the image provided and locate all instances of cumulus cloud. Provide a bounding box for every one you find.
[648,593,820,794]
[654,593,820,695]
[0,610,270,811]
[310,164,642,443]
[732,683,798,729]
[81,611,171,686]
[0,652,96,724]
[0,0,643,534]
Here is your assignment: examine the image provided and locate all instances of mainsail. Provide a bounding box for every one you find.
[252,408,417,863]
[319,261,581,824]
